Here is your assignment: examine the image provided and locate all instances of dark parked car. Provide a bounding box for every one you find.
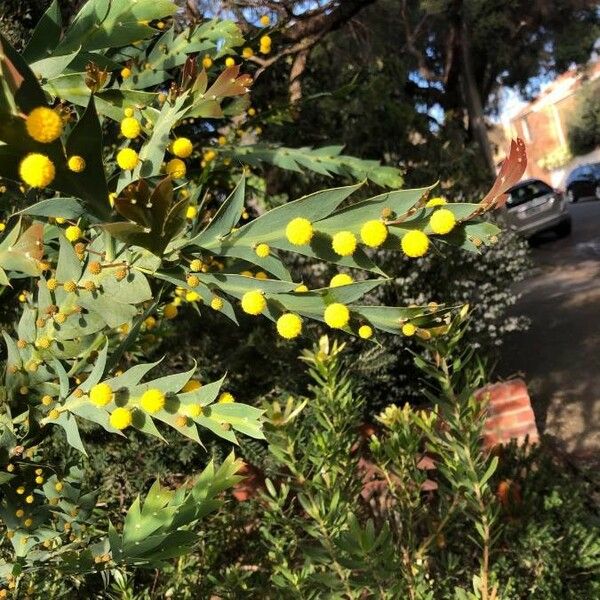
[501,178,571,239]
[565,162,600,202]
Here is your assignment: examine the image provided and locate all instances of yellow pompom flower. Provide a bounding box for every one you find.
[260,15,270,26]
[166,158,186,178]
[255,271,268,280]
[144,316,157,330]
[295,284,309,292]
[121,67,132,79]
[255,243,270,258]
[163,303,178,319]
[67,155,86,173]
[203,149,216,162]
[324,303,350,329]
[241,290,266,315]
[89,383,112,406]
[110,407,132,430]
[65,225,82,242]
[358,325,373,339]
[25,107,63,143]
[218,392,235,403]
[286,217,313,245]
[402,323,417,336]
[140,388,165,413]
[242,47,254,59]
[360,220,388,248]
[225,57,235,67]
[330,273,353,287]
[401,230,429,258]
[277,313,303,339]
[120,116,141,139]
[186,205,198,219]
[19,153,55,188]
[429,208,456,235]
[116,148,139,170]
[425,196,447,208]
[332,231,357,256]
[211,296,224,311]
[202,55,213,69]
[218,135,227,146]
[259,35,272,54]
[248,107,256,117]
[182,379,202,393]
[185,290,200,302]
[181,403,202,417]
[171,137,193,158]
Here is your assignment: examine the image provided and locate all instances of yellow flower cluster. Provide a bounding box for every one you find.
[324,303,349,329]
[255,243,270,258]
[140,388,165,413]
[285,217,314,246]
[67,155,86,173]
[89,383,113,406]
[276,313,302,339]
[19,153,55,188]
[170,137,193,158]
[166,158,186,178]
[260,35,272,54]
[120,117,141,139]
[116,148,139,170]
[331,231,357,257]
[241,290,266,315]
[25,107,63,143]
[401,230,429,258]
[330,273,353,287]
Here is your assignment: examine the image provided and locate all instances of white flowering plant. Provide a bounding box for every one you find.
[0,0,526,591]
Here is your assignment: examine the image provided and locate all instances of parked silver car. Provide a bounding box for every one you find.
[501,178,572,239]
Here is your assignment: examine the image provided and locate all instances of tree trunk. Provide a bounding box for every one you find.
[458,12,495,177]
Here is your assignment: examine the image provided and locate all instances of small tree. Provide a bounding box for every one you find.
[0,0,525,592]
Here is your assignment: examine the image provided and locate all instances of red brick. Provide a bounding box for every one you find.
[487,397,531,415]
[485,408,535,431]
[478,379,539,449]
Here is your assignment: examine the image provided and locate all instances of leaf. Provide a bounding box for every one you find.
[19,197,85,220]
[65,96,111,219]
[29,49,81,80]
[480,138,527,210]
[207,403,264,439]
[0,222,43,278]
[231,144,404,187]
[186,66,252,118]
[55,0,177,54]
[22,0,62,63]
[134,93,188,181]
[54,412,87,455]
[193,176,245,244]
[55,234,83,283]
[0,33,48,113]
[102,178,187,255]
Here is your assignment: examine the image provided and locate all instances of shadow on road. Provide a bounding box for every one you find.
[498,198,600,462]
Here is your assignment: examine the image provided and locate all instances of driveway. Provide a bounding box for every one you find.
[498,197,600,462]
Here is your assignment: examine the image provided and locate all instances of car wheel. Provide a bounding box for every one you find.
[567,189,578,203]
[595,184,600,200]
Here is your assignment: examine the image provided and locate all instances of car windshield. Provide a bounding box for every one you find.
[507,181,553,208]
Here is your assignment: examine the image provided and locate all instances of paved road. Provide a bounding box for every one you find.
[498,197,600,461]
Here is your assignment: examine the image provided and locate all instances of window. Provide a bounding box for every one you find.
[521,117,532,142]
[507,181,553,207]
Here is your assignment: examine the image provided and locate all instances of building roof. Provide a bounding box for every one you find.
[512,60,600,120]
